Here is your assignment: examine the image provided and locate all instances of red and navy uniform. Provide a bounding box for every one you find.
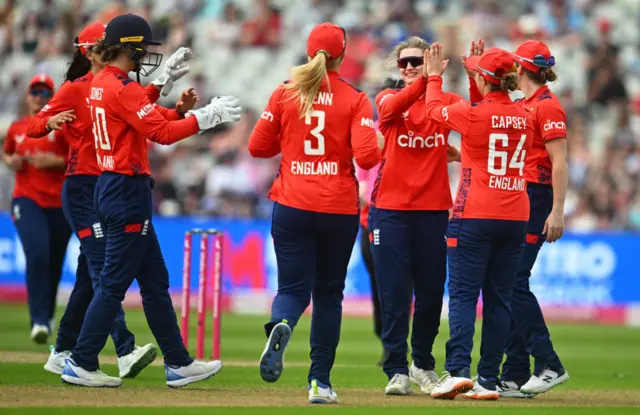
[26,72,165,356]
[368,74,464,380]
[4,116,71,328]
[502,41,568,383]
[424,63,534,383]
[249,23,380,384]
[70,64,198,372]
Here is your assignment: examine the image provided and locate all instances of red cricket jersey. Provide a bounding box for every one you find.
[371,76,464,211]
[89,65,199,175]
[249,70,381,215]
[4,116,68,208]
[28,72,181,177]
[519,86,567,185]
[424,75,534,221]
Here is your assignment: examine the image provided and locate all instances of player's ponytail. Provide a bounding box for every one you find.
[524,67,557,84]
[500,72,518,92]
[283,51,330,118]
[65,48,91,82]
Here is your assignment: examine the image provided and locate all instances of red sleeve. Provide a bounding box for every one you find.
[376,76,427,125]
[27,81,76,138]
[537,99,567,141]
[154,104,184,121]
[446,92,466,105]
[351,92,380,170]
[143,84,161,104]
[424,76,472,135]
[114,83,199,145]
[468,76,483,103]
[3,124,15,154]
[249,86,282,158]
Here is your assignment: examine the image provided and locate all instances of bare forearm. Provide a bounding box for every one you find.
[551,160,568,213]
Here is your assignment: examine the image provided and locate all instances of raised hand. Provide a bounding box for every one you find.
[176,88,199,115]
[152,47,193,96]
[462,38,485,77]
[46,109,75,131]
[424,42,449,77]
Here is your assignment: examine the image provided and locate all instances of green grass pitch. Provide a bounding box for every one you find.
[0,302,639,414]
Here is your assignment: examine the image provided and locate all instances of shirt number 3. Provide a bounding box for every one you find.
[304,110,325,156]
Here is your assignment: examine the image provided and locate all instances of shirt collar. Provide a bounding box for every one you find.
[483,90,513,102]
[104,65,130,77]
[526,85,549,102]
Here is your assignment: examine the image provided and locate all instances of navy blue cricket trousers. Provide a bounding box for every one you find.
[502,183,563,381]
[56,175,135,357]
[369,207,448,380]
[12,197,71,327]
[71,173,191,371]
[268,202,359,386]
[445,218,526,381]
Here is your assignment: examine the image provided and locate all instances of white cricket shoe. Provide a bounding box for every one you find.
[409,363,439,394]
[61,359,122,387]
[308,379,338,404]
[498,379,536,398]
[384,373,413,395]
[165,359,223,388]
[463,379,500,400]
[31,324,49,344]
[431,373,474,399]
[44,346,71,375]
[520,368,569,394]
[118,343,158,378]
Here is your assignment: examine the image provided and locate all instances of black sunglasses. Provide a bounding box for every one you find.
[397,56,424,69]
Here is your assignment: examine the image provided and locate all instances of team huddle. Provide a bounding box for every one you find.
[2,14,568,403]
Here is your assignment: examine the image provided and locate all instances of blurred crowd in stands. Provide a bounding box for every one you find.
[0,0,639,231]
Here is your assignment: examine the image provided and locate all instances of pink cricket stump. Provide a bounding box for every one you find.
[180,231,192,349]
[211,231,223,360]
[196,232,209,360]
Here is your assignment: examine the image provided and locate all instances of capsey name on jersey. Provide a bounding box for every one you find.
[291,161,338,175]
[492,115,527,130]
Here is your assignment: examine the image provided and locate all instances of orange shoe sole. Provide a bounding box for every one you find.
[432,380,475,400]
[463,392,500,400]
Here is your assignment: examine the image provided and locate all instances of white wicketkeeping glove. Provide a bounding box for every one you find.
[186,96,242,133]
[152,47,193,97]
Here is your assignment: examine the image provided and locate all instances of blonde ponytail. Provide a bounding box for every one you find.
[283,51,330,118]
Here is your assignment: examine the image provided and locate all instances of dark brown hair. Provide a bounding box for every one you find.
[488,72,518,92]
[524,67,557,84]
[97,40,134,63]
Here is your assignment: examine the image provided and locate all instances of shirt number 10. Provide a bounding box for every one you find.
[91,106,112,151]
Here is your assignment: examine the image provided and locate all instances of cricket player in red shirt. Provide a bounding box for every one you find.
[500,40,569,396]
[422,44,534,400]
[61,14,241,388]
[28,23,195,379]
[2,74,71,345]
[368,36,468,395]
[249,22,380,404]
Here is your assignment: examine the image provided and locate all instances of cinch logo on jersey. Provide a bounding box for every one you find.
[90,87,103,100]
[313,92,333,106]
[261,111,274,122]
[291,161,338,175]
[544,120,566,131]
[398,131,445,149]
[361,117,374,128]
[489,176,526,191]
[137,103,154,119]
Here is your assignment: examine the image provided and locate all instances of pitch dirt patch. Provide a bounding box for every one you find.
[1,385,639,408]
